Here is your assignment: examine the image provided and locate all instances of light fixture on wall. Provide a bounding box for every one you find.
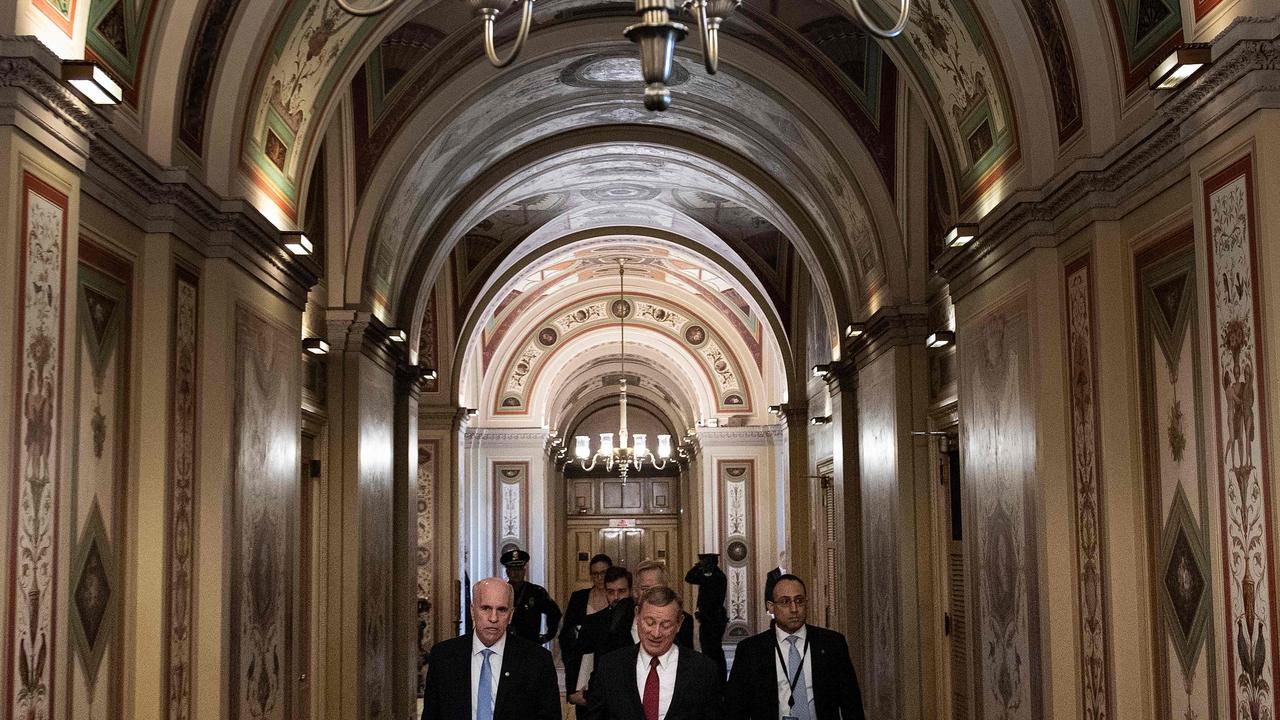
[574,260,672,479]
[1150,44,1211,90]
[388,328,408,343]
[811,363,832,379]
[943,223,979,249]
[335,0,911,110]
[418,366,438,382]
[282,231,314,256]
[809,415,831,425]
[303,338,330,355]
[61,60,122,105]
[767,404,782,415]
[844,323,866,339]
[926,330,955,349]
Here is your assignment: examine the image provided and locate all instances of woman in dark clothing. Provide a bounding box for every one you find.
[558,553,612,694]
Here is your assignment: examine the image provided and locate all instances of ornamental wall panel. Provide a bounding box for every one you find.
[164,268,199,720]
[493,461,529,562]
[7,172,68,720]
[1135,229,1219,720]
[1063,254,1115,720]
[858,352,901,720]
[230,309,299,720]
[68,241,132,720]
[717,460,754,641]
[1204,155,1280,720]
[958,292,1043,720]
[417,439,439,644]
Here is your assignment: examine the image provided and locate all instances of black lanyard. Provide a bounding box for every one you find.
[773,635,809,709]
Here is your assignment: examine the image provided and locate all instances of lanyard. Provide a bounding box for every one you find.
[773,636,809,709]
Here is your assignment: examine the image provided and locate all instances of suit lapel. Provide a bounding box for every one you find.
[491,640,518,718]
[622,645,643,714]
[668,650,695,715]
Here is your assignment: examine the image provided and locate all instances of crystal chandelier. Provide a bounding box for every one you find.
[572,260,672,479]
[335,1,911,111]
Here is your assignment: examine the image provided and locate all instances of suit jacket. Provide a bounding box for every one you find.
[584,644,723,720]
[560,587,597,696]
[724,624,864,720]
[420,632,560,720]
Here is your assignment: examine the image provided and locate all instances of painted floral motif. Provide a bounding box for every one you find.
[495,463,526,556]
[10,177,66,720]
[962,300,1042,720]
[166,273,198,720]
[1066,261,1114,720]
[1206,162,1278,720]
[719,462,753,637]
[417,440,437,644]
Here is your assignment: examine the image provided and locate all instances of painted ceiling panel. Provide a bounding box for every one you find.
[86,0,160,107]
[1105,0,1183,93]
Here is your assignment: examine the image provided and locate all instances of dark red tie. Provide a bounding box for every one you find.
[643,655,661,720]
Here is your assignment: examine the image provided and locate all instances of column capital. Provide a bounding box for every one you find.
[0,37,103,167]
[326,309,413,373]
[846,305,931,370]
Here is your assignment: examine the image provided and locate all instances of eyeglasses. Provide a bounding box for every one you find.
[770,596,807,608]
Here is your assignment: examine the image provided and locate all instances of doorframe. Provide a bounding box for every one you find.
[927,402,964,720]
[299,409,327,720]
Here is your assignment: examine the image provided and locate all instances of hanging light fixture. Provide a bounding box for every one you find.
[573,260,672,479]
[335,0,911,110]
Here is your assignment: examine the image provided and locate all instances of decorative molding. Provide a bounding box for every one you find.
[463,429,548,448]
[8,170,68,720]
[696,425,784,446]
[939,20,1280,301]
[1204,154,1279,720]
[0,38,101,165]
[493,461,529,565]
[1063,254,1115,720]
[849,304,930,370]
[164,267,199,720]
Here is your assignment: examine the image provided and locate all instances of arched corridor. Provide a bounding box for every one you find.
[2,1,1280,718]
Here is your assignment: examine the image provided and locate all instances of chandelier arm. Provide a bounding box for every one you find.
[849,0,910,39]
[482,0,535,69]
[692,2,719,74]
[578,456,598,472]
[334,0,398,16]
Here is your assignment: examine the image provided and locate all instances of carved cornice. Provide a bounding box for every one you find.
[463,428,549,449]
[326,310,412,372]
[85,127,320,307]
[938,19,1280,300]
[696,424,785,446]
[0,37,103,166]
[846,305,930,372]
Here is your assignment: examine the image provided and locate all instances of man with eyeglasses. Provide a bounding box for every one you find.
[724,575,864,720]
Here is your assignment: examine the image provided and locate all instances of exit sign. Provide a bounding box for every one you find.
[609,519,638,528]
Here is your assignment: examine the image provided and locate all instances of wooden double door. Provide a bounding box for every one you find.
[563,518,681,594]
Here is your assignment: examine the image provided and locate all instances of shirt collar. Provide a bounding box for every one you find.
[473,632,508,657]
[774,623,808,645]
[638,642,679,669]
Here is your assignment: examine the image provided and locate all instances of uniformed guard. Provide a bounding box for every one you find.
[500,548,562,644]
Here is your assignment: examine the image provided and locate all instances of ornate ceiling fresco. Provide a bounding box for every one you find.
[84,0,160,107]
[1103,0,1185,93]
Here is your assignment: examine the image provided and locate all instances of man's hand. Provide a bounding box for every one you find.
[568,691,586,706]
[540,633,555,644]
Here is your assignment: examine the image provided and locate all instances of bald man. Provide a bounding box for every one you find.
[421,578,561,720]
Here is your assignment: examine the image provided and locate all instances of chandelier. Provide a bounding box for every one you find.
[335,1,911,111]
[572,260,672,479]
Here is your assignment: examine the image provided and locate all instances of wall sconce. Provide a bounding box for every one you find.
[844,323,866,339]
[302,338,329,355]
[927,331,956,349]
[61,60,122,105]
[1150,44,1210,90]
[809,415,831,425]
[943,223,979,249]
[387,328,408,343]
[465,408,478,418]
[282,231,313,256]
[767,404,782,415]
[418,367,438,382]
[811,364,832,378]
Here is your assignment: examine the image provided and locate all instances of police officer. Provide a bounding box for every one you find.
[686,552,729,679]
[500,548,562,644]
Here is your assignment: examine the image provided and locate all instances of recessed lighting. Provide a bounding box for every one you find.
[388,329,408,343]
[302,338,329,355]
[811,364,832,378]
[943,224,979,248]
[844,323,866,339]
[1150,44,1211,90]
[810,416,831,425]
[282,232,313,256]
[61,61,122,105]
[926,331,956,349]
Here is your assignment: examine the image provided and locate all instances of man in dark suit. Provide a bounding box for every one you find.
[684,553,728,679]
[570,566,637,705]
[634,561,694,649]
[421,577,561,720]
[725,575,864,720]
[584,586,722,720]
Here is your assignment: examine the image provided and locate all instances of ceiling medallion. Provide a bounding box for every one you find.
[335,0,911,111]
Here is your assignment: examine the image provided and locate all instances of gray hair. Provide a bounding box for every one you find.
[639,585,683,613]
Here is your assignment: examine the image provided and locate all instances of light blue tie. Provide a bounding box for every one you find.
[477,648,495,720]
[785,635,811,720]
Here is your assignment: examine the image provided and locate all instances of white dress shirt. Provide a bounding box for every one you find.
[471,633,507,720]
[635,644,679,720]
[773,625,814,719]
